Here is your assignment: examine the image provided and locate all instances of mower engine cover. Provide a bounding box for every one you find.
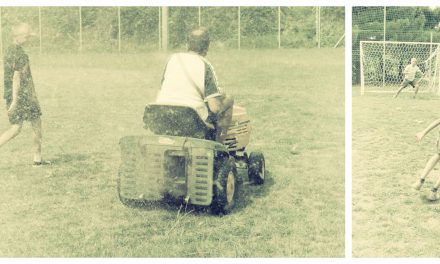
[220,105,252,151]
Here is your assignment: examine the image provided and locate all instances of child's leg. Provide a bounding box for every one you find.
[413,85,419,98]
[428,177,440,201]
[420,153,440,180]
[413,153,440,190]
[393,86,406,98]
[433,176,440,190]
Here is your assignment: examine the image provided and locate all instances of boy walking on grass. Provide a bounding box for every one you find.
[0,23,50,166]
[413,118,440,201]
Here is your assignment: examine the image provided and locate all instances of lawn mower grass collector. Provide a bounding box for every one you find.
[118,104,265,215]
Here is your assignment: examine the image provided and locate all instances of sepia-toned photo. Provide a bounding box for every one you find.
[352,6,440,257]
[0,6,344,257]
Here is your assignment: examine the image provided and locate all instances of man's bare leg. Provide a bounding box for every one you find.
[0,123,22,148]
[31,118,43,163]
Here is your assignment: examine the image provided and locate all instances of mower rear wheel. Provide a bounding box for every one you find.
[248,152,265,185]
[211,156,238,215]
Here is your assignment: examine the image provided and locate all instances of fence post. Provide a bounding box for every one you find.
[238,6,241,50]
[430,31,433,55]
[39,7,42,54]
[161,6,168,51]
[382,6,386,87]
[360,41,365,95]
[0,7,3,57]
[79,7,82,53]
[158,7,161,50]
[278,6,281,49]
[118,7,121,53]
[198,6,201,27]
[315,7,321,48]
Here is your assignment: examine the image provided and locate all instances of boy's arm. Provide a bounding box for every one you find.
[416,118,440,141]
[8,71,21,113]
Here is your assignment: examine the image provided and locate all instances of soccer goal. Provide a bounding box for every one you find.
[360,41,440,95]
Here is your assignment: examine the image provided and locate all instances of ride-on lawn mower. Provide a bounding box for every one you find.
[118,104,265,215]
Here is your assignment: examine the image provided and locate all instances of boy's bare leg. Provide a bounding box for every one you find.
[420,153,439,179]
[394,86,405,98]
[433,177,440,190]
[413,85,419,99]
[0,123,22,148]
[31,118,42,163]
[427,177,440,201]
[413,153,440,190]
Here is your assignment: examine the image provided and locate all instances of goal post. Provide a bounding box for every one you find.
[360,40,440,95]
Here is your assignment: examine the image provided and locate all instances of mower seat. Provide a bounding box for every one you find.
[143,104,216,140]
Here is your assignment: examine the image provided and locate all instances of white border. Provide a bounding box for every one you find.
[345,4,352,259]
[1,0,438,6]
[3,0,440,262]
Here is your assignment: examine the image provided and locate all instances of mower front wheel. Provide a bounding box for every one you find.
[248,152,265,185]
[211,156,238,215]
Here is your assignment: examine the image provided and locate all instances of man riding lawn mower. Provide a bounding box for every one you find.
[118,28,266,215]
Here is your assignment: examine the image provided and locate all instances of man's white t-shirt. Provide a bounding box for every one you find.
[156,52,222,121]
[404,64,422,81]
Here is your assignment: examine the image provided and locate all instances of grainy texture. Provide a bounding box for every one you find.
[353,89,440,257]
[0,49,344,257]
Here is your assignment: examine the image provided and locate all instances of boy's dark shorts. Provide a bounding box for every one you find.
[401,78,419,88]
[5,98,42,124]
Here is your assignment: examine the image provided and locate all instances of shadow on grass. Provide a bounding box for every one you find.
[51,152,109,164]
[48,152,109,178]
[234,169,274,211]
[119,169,274,216]
[50,153,91,165]
[420,195,440,204]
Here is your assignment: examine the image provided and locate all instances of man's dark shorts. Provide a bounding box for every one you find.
[401,78,420,88]
[206,109,218,126]
[6,99,42,124]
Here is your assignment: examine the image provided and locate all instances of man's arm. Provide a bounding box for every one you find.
[203,59,234,115]
[8,71,21,114]
[207,94,234,115]
[416,118,440,141]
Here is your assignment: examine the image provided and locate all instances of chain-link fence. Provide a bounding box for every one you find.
[0,6,345,55]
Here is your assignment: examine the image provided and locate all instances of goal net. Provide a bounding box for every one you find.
[360,41,440,95]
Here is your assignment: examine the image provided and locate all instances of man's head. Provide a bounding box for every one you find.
[12,23,34,45]
[411,57,417,66]
[188,28,210,56]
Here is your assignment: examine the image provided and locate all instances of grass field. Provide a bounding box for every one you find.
[353,88,440,257]
[0,48,344,257]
